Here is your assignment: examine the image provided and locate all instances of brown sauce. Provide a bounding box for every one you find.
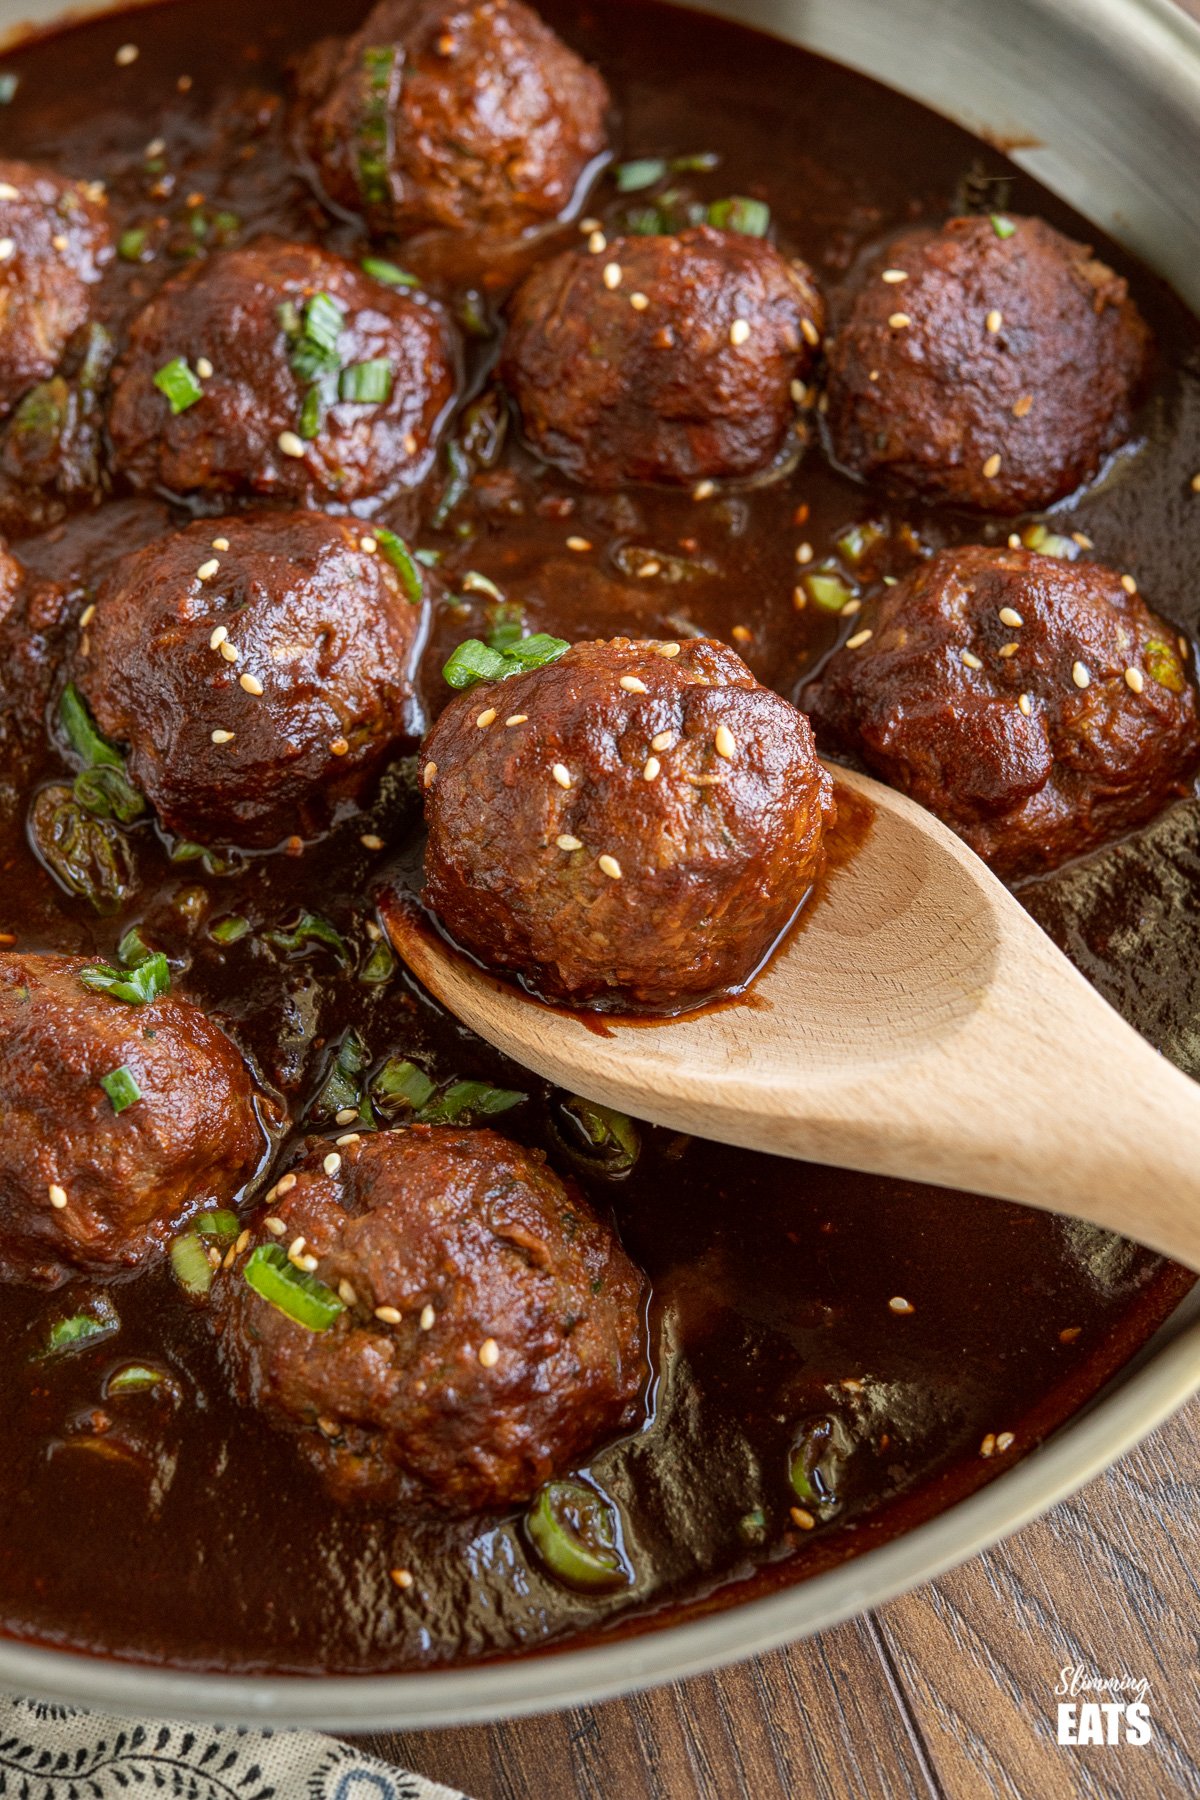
[0,0,1195,1675]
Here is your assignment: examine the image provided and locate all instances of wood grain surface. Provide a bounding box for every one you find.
[355,0,1200,1789]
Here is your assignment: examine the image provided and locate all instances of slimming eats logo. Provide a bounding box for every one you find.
[1055,1664,1153,1745]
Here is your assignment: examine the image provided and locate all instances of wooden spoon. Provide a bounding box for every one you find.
[381,764,1200,1273]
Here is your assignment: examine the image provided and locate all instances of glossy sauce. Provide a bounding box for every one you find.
[0,0,1195,1674]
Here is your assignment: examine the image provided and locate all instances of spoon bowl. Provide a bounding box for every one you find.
[383,764,1200,1272]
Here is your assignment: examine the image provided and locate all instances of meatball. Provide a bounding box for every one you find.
[0,160,112,416]
[295,0,609,240]
[77,511,428,849]
[108,239,455,506]
[0,952,265,1282]
[824,214,1152,512]
[501,227,825,488]
[421,637,836,1008]
[0,542,70,827]
[805,545,1200,878]
[213,1126,645,1513]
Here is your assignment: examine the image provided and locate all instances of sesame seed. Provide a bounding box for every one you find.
[337,1280,358,1306]
[277,430,305,459]
[1191,472,1200,494]
[211,536,230,552]
[602,262,622,289]
[793,586,807,610]
[997,642,1020,659]
[881,268,908,283]
[845,628,873,649]
[960,650,983,670]
[52,233,68,252]
[374,1305,402,1325]
[0,183,18,201]
[0,239,15,263]
[48,1183,68,1210]
[637,559,661,578]
[655,642,681,658]
[693,480,715,500]
[402,432,418,457]
[1124,666,1144,693]
[323,1152,342,1177]
[651,730,674,751]
[1072,531,1094,549]
[980,1433,996,1458]
[277,1173,297,1194]
[714,724,737,759]
[629,290,649,311]
[643,756,661,781]
[390,1568,414,1590]
[887,311,911,329]
[79,603,96,628]
[552,763,571,789]
[998,606,1024,628]
[475,706,497,727]
[982,452,1002,479]
[336,1132,361,1146]
[840,598,862,617]
[985,308,1003,333]
[209,624,228,650]
[505,714,528,727]
[800,316,821,347]
[239,672,264,695]
[579,217,601,233]
[115,42,139,64]
[359,535,377,553]
[790,1505,816,1530]
[620,675,648,693]
[1008,533,1022,549]
[796,542,814,565]
[1120,573,1138,595]
[597,853,622,880]
[335,1107,358,1125]
[287,1235,307,1261]
[235,1229,251,1255]
[1071,660,1091,689]
[888,1296,914,1315]
[556,834,582,851]
[419,1304,436,1330]
[732,625,752,643]
[587,230,606,254]
[1013,394,1034,418]
[422,760,437,787]
[478,1337,500,1367]
[360,834,384,850]
[329,736,349,756]
[996,1431,1015,1453]
[566,535,592,553]
[196,357,214,380]
[210,728,235,744]
[790,378,806,403]
[264,1216,286,1236]
[729,318,751,347]
[219,639,239,663]
[298,1254,319,1273]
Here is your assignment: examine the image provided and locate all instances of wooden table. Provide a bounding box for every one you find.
[356,1398,1200,1796]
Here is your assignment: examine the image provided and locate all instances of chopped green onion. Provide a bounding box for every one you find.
[60,683,123,771]
[359,937,396,984]
[267,912,348,962]
[210,914,250,945]
[556,1096,640,1177]
[526,1479,632,1591]
[374,527,424,604]
[431,439,472,528]
[991,214,1017,239]
[313,1029,371,1119]
[498,633,570,675]
[170,1230,213,1297]
[1144,638,1186,693]
[243,1244,345,1331]
[414,547,441,568]
[339,359,393,403]
[357,44,397,209]
[461,569,504,603]
[79,951,170,1006]
[671,150,721,172]
[614,157,667,192]
[738,1508,768,1545]
[277,299,302,339]
[836,521,886,566]
[1020,523,1077,560]
[194,1209,240,1241]
[303,290,345,354]
[118,926,154,968]
[298,383,324,440]
[118,226,150,263]
[29,787,133,916]
[624,204,665,236]
[788,1414,854,1521]
[72,764,144,824]
[486,601,525,653]
[38,1297,120,1361]
[153,356,204,414]
[372,1057,436,1112]
[804,567,858,613]
[105,1362,167,1394]
[100,1065,141,1114]
[362,256,419,288]
[419,1079,525,1124]
[456,288,491,339]
[707,196,770,237]
[442,638,510,689]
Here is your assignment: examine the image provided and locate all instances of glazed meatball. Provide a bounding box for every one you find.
[0,952,265,1283]
[213,1127,645,1513]
[295,0,609,240]
[824,215,1151,512]
[421,637,836,1008]
[501,227,825,488]
[805,546,1200,877]
[0,160,112,416]
[108,240,455,506]
[77,511,427,849]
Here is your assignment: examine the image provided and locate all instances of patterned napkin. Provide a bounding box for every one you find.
[0,1693,470,1798]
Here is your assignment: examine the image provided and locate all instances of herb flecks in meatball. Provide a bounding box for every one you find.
[77,511,428,849]
[213,1126,644,1513]
[502,227,824,489]
[420,636,836,1009]
[0,159,112,417]
[295,0,609,241]
[0,952,265,1283]
[825,214,1152,512]
[108,239,455,506]
[805,546,1200,877]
